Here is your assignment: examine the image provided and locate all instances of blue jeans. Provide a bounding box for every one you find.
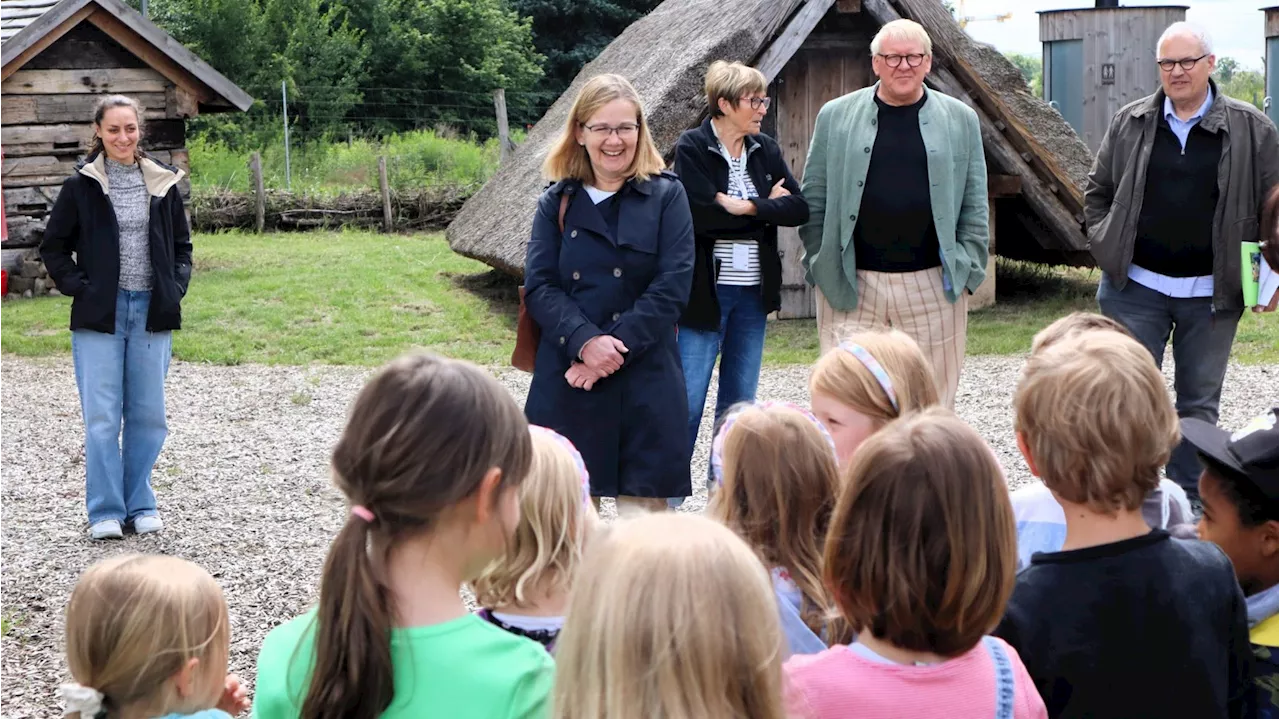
[72,290,172,525]
[1097,275,1240,498]
[673,284,767,501]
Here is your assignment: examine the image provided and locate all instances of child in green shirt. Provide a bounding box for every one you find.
[252,353,553,719]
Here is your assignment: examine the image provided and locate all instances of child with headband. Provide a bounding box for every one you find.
[61,554,250,719]
[253,353,554,719]
[809,329,940,467]
[471,425,599,651]
[708,401,848,655]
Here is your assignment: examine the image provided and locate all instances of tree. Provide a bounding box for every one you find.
[1214,57,1240,84]
[1218,67,1266,111]
[1004,52,1043,98]
[510,0,661,115]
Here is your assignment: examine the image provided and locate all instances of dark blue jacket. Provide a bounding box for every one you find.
[522,172,695,498]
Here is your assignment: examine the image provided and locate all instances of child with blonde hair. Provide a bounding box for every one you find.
[1010,312,1193,570]
[786,408,1047,719]
[809,329,939,467]
[708,401,847,655]
[553,512,788,719]
[253,353,553,719]
[995,330,1251,719]
[61,554,250,719]
[471,425,598,651]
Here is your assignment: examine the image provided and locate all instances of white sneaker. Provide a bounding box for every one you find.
[132,515,164,535]
[89,520,123,540]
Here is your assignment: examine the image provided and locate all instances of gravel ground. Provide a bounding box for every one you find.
[2,353,1275,717]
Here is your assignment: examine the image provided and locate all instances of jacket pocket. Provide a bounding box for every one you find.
[1088,199,1129,274]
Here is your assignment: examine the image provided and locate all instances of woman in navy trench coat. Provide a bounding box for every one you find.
[523,73,695,513]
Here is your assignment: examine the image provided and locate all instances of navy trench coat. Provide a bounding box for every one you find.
[522,172,695,498]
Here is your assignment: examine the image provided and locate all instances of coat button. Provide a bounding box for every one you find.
[570,230,578,238]
[612,312,620,321]
[849,214,857,221]
[613,267,622,278]
[559,336,566,345]
[857,180,863,187]
[864,147,871,153]
[871,119,877,125]
[572,271,581,280]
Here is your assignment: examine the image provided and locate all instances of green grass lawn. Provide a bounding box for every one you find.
[3,232,1276,367]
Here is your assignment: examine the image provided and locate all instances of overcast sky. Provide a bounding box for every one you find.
[962,0,1271,71]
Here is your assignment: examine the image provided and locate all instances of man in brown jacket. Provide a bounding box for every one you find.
[1086,21,1278,503]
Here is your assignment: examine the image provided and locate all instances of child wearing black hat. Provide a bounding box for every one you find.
[1185,408,1279,719]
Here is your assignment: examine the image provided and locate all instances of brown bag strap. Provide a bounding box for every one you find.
[558,193,569,233]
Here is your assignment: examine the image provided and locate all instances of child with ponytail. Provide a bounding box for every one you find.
[471,425,599,651]
[707,401,847,655]
[61,554,250,719]
[253,353,553,719]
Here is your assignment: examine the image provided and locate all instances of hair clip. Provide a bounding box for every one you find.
[350,505,375,523]
[60,683,104,718]
[710,401,839,486]
[530,425,592,508]
[838,342,899,412]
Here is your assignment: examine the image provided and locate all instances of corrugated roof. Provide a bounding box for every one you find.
[0,0,59,43]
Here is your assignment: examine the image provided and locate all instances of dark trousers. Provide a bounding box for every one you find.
[1097,275,1241,499]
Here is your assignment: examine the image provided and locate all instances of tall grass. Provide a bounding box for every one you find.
[188,128,520,196]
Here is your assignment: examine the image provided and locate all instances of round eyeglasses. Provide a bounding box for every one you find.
[877,53,927,68]
[1157,54,1208,72]
[740,96,772,110]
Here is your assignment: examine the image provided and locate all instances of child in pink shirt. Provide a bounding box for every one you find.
[784,408,1047,719]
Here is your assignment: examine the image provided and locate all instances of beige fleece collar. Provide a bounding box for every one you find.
[79,154,186,198]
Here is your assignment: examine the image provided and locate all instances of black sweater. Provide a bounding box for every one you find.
[672,119,808,330]
[994,530,1252,719]
[1133,120,1222,277]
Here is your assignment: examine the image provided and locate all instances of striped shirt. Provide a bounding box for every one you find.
[710,122,761,286]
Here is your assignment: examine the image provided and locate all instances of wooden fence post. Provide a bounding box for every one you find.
[493,88,512,164]
[378,156,392,233]
[248,152,265,234]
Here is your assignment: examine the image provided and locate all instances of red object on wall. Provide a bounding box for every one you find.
[2,270,9,297]
[1,146,7,243]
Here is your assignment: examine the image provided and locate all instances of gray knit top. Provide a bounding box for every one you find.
[106,158,152,291]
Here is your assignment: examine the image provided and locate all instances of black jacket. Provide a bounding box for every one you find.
[672,118,808,330]
[41,152,193,333]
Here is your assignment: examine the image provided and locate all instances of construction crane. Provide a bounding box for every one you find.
[954,0,1012,29]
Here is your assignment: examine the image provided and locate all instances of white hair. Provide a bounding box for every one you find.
[1156,21,1213,57]
[871,19,932,56]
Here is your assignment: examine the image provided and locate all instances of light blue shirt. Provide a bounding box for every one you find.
[1128,88,1216,297]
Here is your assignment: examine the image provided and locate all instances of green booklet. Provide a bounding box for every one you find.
[1241,241,1261,307]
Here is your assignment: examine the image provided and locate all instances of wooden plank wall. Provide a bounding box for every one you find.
[2,21,193,227]
[1267,7,1277,39]
[1040,7,1186,151]
[773,12,876,319]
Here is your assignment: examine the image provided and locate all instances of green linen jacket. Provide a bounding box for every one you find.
[799,83,990,311]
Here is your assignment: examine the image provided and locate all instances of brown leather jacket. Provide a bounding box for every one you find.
[1084,80,1279,311]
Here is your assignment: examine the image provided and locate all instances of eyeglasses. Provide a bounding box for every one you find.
[581,122,639,138]
[877,53,927,68]
[740,96,771,110]
[1157,54,1208,72]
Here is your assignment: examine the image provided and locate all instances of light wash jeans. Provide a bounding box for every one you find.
[72,290,171,525]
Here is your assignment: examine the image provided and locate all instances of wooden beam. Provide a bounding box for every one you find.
[836,0,862,11]
[1,92,167,125]
[755,0,838,82]
[86,10,210,104]
[2,67,169,94]
[887,0,1085,216]
[2,120,184,150]
[987,174,1022,197]
[165,84,198,119]
[860,0,1087,253]
[0,3,96,80]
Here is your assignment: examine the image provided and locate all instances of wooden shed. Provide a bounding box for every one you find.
[0,0,252,252]
[1039,2,1187,152]
[447,0,1094,318]
[1266,5,1277,126]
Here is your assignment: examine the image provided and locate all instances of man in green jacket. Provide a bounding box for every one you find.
[799,19,989,409]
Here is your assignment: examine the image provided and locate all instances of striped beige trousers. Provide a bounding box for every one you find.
[816,267,968,408]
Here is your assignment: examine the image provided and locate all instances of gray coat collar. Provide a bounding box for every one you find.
[1130,79,1228,133]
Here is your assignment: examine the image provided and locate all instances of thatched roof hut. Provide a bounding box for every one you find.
[448,0,1094,318]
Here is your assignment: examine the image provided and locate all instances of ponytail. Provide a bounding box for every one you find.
[300,518,395,719]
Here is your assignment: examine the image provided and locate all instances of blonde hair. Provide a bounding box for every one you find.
[471,429,597,608]
[552,513,787,719]
[809,329,939,426]
[708,404,847,642]
[543,74,665,185]
[1014,330,1179,513]
[826,408,1016,657]
[870,19,933,55]
[1030,312,1131,355]
[64,555,229,719]
[704,60,767,118]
